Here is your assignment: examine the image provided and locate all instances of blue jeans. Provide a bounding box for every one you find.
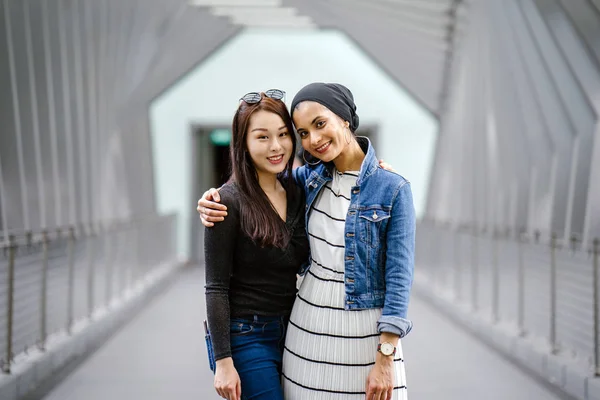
[228,315,288,400]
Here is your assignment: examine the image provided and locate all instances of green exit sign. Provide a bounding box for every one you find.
[210,129,231,146]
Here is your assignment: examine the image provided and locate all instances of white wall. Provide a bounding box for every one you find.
[150,28,438,258]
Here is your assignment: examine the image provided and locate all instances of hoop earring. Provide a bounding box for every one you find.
[345,126,352,145]
[302,150,321,166]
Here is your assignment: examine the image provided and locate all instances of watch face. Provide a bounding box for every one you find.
[380,342,394,356]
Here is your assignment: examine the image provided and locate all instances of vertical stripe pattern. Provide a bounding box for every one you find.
[283,170,407,399]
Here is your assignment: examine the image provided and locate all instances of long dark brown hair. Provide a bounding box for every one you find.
[230,93,297,248]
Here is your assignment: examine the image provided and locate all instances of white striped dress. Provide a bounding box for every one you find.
[282,169,407,399]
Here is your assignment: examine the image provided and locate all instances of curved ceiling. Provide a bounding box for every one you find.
[0,0,462,232]
[150,0,468,118]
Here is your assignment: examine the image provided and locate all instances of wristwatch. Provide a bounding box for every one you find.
[377,342,396,357]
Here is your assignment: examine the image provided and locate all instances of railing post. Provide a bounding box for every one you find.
[593,238,599,376]
[117,226,124,297]
[570,234,577,252]
[425,221,431,280]
[492,227,500,323]
[433,224,440,289]
[87,225,96,318]
[471,225,479,312]
[517,228,526,336]
[39,231,49,351]
[550,232,558,354]
[123,223,130,294]
[3,235,16,374]
[454,225,462,301]
[105,223,113,307]
[133,222,139,287]
[124,222,133,292]
[67,227,75,334]
[444,222,452,289]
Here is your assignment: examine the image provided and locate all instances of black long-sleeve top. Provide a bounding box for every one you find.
[204,181,310,361]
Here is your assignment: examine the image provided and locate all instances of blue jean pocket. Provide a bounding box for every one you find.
[204,320,216,372]
[230,320,254,336]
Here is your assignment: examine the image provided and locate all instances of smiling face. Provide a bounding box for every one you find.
[292,101,350,163]
[245,109,294,176]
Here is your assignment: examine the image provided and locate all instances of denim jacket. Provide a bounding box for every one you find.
[293,137,415,338]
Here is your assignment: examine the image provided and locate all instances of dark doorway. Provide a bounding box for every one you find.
[213,144,231,187]
[189,126,232,264]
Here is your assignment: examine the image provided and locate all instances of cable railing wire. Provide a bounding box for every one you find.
[416,219,600,376]
[0,213,177,374]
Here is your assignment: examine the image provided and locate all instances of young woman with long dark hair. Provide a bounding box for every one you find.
[203,90,309,400]
[200,83,415,400]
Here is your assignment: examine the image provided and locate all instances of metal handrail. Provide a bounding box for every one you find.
[0,211,162,246]
[0,213,177,374]
[416,219,600,376]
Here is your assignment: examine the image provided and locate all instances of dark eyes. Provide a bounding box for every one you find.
[258,132,288,139]
[298,121,325,139]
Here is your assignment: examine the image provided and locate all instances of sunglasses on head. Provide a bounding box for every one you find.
[240,89,286,104]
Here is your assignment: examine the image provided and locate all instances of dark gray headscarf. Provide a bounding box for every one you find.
[291,82,360,132]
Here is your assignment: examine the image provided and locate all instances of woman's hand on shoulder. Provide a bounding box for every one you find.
[378,159,396,173]
[214,358,242,400]
[197,188,228,227]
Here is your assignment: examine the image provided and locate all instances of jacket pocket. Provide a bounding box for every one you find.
[358,208,391,249]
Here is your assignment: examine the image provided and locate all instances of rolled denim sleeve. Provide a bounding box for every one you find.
[377,181,416,338]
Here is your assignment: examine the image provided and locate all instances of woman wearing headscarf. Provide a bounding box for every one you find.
[199,83,415,400]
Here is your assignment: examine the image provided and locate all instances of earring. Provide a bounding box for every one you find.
[302,150,321,166]
[345,126,352,145]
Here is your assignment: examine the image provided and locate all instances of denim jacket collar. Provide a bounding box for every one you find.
[322,136,378,185]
